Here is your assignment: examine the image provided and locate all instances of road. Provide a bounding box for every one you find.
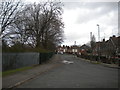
[16,54,118,88]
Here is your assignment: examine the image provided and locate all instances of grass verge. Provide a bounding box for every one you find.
[2,66,34,77]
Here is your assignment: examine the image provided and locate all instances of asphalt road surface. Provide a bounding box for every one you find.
[16,54,118,88]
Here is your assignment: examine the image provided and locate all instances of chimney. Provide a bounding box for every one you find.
[113,35,116,37]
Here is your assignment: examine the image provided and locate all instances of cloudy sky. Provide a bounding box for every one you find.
[25,0,119,46]
[61,1,118,46]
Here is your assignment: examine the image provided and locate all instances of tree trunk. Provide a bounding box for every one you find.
[36,35,40,48]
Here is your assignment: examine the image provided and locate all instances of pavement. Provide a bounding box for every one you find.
[2,54,63,89]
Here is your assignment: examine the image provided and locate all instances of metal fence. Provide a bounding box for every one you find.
[2,52,54,71]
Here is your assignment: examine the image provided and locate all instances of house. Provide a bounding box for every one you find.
[57,45,64,54]
[57,45,80,54]
[71,45,79,54]
[79,44,91,55]
[93,35,120,57]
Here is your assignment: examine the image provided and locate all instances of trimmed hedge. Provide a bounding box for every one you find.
[77,54,119,64]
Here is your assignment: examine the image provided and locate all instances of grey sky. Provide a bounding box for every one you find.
[62,1,118,46]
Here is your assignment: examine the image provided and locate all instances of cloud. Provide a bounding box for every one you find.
[75,2,118,24]
[62,2,118,46]
[62,0,119,2]
[63,2,118,11]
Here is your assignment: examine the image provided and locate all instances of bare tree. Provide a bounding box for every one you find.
[13,1,64,50]
[0,0,22,38]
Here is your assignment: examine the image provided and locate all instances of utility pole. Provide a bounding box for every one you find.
[90,32,92,61]
[90,32,92,51]
[97,24,100,61]
[73,41,76,57]
[90,32,92,42]
[97,24,100,42]
[74,41,76,45]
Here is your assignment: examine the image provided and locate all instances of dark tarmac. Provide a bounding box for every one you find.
[17,54,118,88]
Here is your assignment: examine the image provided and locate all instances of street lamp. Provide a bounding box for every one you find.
[97,24,100,61]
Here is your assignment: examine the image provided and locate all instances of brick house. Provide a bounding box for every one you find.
[93,35,120,57]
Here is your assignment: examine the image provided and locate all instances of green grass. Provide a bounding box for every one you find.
[83,59,101,64]
[2,66,34,77]
[91,61,101,64]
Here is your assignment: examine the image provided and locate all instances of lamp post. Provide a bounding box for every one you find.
[97,24,100,61]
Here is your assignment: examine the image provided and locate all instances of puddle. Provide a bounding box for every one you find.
[62,60,74,64]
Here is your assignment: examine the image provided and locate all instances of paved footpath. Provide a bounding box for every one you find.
[2,54,63,89]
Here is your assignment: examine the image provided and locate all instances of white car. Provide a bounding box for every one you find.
[58,51,63,54]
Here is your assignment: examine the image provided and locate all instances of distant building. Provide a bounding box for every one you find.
[71,45,79,54]
[79,44,91,55]
[93,35,120,57]
[57,35,120,57]
[57,45,80,54]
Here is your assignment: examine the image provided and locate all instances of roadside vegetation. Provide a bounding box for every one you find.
[2,66,34,77]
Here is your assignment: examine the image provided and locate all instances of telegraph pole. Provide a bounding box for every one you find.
[97,24,100,42]
[90,32,92,62]
[97,24,100,61]
[90,32,92,42]
[74,41,76,45]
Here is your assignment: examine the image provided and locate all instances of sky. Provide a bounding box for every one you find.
[24,0,119,46]
[62,1,118,46]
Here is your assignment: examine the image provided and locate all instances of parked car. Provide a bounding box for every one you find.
[58,51,63,54]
